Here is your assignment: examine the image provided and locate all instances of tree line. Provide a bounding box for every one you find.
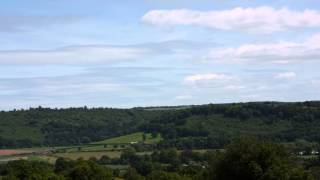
[1,101,320,148]
[0,138,317,180]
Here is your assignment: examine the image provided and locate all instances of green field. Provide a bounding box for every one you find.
[53,151,122,160]
[57,132,162,153]
[92,132,162,145]
[0,132,163,164]
[50,132,162,161]
[2,102,320,151]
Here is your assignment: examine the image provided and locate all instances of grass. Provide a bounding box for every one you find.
[54,151,122,160]
[61,145,127,153]
[0,132,163,163]
[27,155,56,163]
[50,132,162,161]
[92,132,162,145]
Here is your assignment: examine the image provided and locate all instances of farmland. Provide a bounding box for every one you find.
[0,132,161,164]
[1,102,320,179]
[92,132,162,144]
[53,151,122,160]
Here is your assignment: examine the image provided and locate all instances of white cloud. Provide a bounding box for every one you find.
[0,46,152,65]
[142,7,320,33]
[204,33,320,64]
[305,33,320,48]
[39,83,124,95]
[184,73,235,84]
[0,15,79,32]
[224,85,246,90]
[311,80,320,87]
[175,95,193,100]
[274,72,296,80]
[0,40,214,65]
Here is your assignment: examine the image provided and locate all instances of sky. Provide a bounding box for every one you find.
[1,0,320,110]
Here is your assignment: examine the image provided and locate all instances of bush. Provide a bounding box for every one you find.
[208,137,314,180]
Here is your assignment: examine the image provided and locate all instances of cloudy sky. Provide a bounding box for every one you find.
[1,0,320,110]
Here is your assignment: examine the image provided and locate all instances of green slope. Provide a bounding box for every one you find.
[91,132,162,144]
[1,101,320,148]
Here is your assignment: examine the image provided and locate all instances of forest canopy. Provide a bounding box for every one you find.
[0,101,320,148]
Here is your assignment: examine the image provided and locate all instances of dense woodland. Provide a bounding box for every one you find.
[0,138,318,180]
[1,101,320,148]
[2,102,320,179]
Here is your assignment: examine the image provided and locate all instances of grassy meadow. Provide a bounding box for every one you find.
[0,132,162,164]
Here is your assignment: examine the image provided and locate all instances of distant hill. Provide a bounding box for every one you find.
[0,107,161,148]
[91,132,162,145]
[1,101,320,148]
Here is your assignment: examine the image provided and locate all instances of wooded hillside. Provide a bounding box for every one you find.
[1,101,320,148]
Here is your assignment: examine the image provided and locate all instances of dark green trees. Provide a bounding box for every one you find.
[0,159,114,180]
[1,160,63,180]
[2,101,320,149]
[208,137,314,180]
[69,160,113,180]
[146,171,190,180]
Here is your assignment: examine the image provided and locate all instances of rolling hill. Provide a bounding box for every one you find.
[1,101,320,148]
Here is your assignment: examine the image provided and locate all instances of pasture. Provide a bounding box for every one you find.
[92,132,162,144]
[0,132,162,164]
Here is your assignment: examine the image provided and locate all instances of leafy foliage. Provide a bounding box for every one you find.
[1,101,320,148]
[208,137,314,180]
[0,138,317,180]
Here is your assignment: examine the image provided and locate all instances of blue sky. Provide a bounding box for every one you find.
[0,0,320,110]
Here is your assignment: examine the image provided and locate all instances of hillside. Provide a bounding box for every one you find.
[1,101,320,148]
[143,101,320,149]
[0,107,162,148]
[91,132,162,144]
